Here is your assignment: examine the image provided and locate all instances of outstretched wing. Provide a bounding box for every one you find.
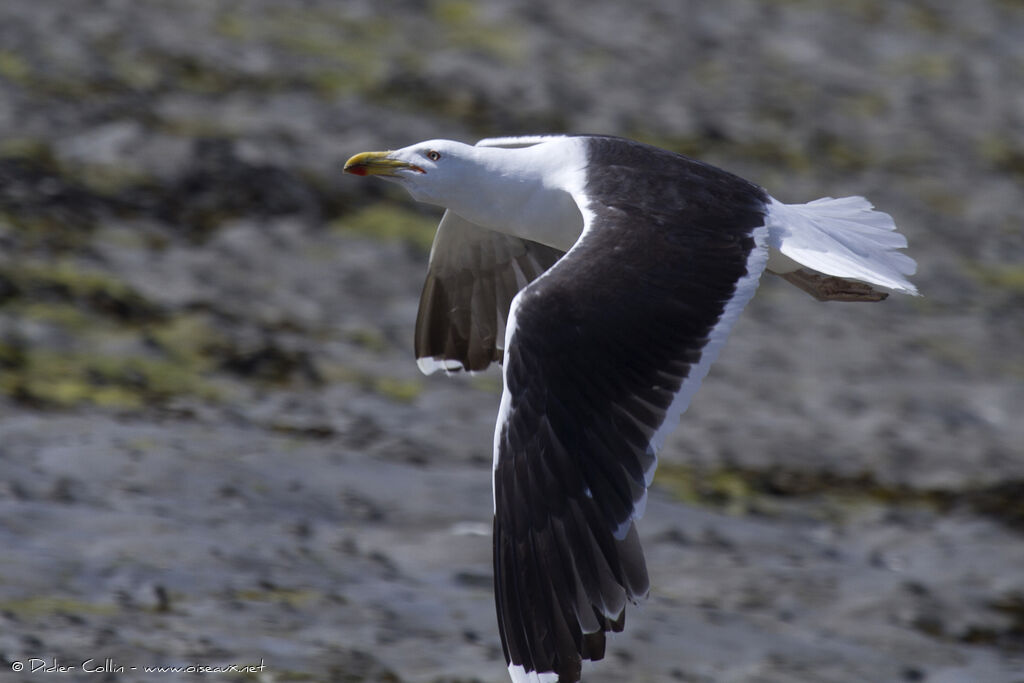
[414,210,564,373]
[492,137,771,682]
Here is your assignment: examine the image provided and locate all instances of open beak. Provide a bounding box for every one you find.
[343,151,423,177]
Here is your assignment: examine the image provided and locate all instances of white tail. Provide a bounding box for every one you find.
[765,196,919,295]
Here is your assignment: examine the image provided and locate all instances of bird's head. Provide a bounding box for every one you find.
[343,139,479,207]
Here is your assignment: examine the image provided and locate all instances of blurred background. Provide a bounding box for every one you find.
[0,1,1022,681]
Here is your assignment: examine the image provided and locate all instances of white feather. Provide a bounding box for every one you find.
[508,664,559,683]
[765,196,919,294]
[416,356,467,375]
[476,135,564,149]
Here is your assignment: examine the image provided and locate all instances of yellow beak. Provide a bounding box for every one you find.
[343,151,422,177]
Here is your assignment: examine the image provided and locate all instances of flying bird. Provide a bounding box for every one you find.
[344,135,918,683]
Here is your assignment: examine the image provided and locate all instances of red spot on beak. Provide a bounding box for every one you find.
[346,165,368,176]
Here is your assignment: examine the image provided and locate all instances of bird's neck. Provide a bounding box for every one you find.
[448,145,585,251]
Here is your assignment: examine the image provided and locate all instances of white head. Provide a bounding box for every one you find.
[343,139,486,208]
[344,137,585,249]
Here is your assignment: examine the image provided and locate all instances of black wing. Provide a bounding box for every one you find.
[492,137,770,682]
[415,210,564,373]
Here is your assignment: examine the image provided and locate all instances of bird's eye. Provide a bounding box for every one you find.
[426,150,441,161]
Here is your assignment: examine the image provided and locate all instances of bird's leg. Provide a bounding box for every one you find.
[776,268,889,302]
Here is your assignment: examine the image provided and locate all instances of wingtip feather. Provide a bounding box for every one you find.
[416,356,465,375]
